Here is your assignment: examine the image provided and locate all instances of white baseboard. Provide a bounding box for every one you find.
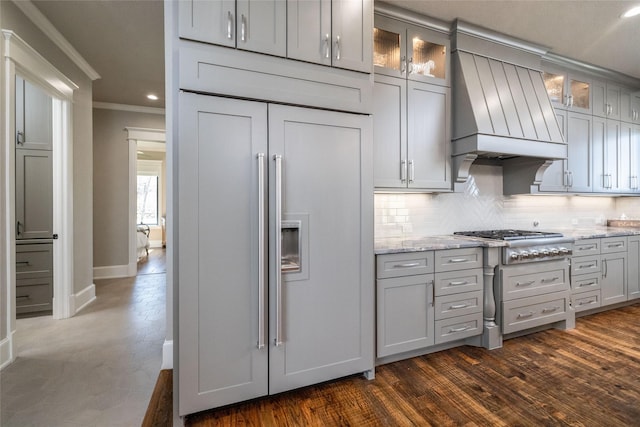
[0,331,15,370]
[161,339,173,369]
[93,263,135,279]
[71,284,96,315]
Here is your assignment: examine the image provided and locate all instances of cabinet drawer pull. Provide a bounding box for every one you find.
[517,311,535,319]
[448,258,469,263]
[16,295,30,300]
[578,281,596,288]
[578,299,596,306]
[541,276,559,283]
[578,245,596,251]
[542,306,561,313]
[16,261,30,265]
[393,262,420,269]
[449,303,469,310]
[515,280,535,287]
[449,325,471,333]
[578,264,596,269]
[448,280,468,286]
[607,243,623,248]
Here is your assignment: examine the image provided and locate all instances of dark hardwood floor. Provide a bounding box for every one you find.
[152,303,640,426]
[137,247,167,275]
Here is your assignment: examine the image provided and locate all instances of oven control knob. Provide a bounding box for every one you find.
[541,249,550,257]
[550,248,559,256]
[559,247,570,255]
[530,250,539,258]
[510,252,519,261]
[520,251,530,259]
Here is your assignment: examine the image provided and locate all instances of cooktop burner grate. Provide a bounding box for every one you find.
[454,229,564,241]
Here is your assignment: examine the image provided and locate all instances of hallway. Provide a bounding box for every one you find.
[1,251,166,426]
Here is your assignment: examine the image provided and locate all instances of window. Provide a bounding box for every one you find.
[137,175,158,224]
[137,159,163,225]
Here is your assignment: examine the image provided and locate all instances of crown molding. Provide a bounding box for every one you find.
[11,0,100,81]
[93,102,165,115]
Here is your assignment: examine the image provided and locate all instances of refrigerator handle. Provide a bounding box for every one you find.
[257,153,266,349]
[274,154,284,347]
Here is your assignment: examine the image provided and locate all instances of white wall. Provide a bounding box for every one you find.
[375,164,623,239]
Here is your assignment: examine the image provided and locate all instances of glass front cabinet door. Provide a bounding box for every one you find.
[543,66,592,114]
[374,15,450,86]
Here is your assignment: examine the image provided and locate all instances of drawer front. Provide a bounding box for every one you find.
[600,236,627,254]
[573,239,600,256]
[16,278,53,314]
[572,290,601,313]
[501,262,569,301]
[434,313,483,345]
[502,292,569,334]
[572,255,600,276]
[572,273,600,292]
[434,247,482,273]
[434,268,483,296]
[434,290,483,320]
[16,243,53,279]
[377,252,434,279]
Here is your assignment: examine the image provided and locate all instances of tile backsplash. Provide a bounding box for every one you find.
[375,164,629,239]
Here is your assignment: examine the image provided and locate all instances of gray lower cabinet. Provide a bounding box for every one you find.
[376,247,482,359]
[15,149,53,240]
[628,236,640,300]
[571,237,628,311]
[178,93,373,416]
[16,243,53,317]
[373,74,451,190]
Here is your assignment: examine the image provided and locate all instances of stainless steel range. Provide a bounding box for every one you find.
[455,229,575,338]
[454,229,573,265]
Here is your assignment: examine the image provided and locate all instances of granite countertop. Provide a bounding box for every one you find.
[375,226,640,255]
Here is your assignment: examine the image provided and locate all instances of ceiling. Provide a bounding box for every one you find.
[29,0,640,110]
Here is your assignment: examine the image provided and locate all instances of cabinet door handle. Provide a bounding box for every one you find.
[274,154,284,347]
[16,260,30,265]
[408,160,415,183]
[568,95,574,108]
[16,220,22,237]
[578,245,596,251]
[579,299,596,306]
[448,258,469,263]
[400,56,406,74]
[408,57,414,74]
[16,295,30,300]
[516,280,535,287]
[240,14,247,42]
[578,263,596,270]
[324,34,330,59]
[227,11,233,40]
[334,35,341,60]
[448,280,469,286]
[393,262,420,269]
[449,325,471,333]
[400,159,407,182]
[517,311,535,319]
[568,171,573,187]
[16,130,25,145]
[603,259,607,278]
[607,243,623,248]
[257,153,266,349]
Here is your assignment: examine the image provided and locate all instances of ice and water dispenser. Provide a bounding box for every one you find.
[281,220,301,273]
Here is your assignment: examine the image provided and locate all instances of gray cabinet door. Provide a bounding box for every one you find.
[15,77,52,151]
[287,0,332,67]
[373,75,406,188]
[331,0,372,73]
[179,0,285,56]
[407,81,451,190]
[540,109,568,192]
[601,252,627,306]
[566,112,593,192]
[628,236,640,300]
[267,104,373,394]
[592,117,620,192]
[15,149,52,239]
[377,274,435,357]
[178,93,268,416]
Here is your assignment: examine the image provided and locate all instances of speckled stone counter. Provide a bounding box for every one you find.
[550,226,640,240]
[375,235,506,255]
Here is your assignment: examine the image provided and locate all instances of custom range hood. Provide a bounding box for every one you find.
[450,20,567,193]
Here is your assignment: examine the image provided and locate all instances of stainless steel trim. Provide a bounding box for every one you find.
[257,153,266,349]
[274,154,284,347]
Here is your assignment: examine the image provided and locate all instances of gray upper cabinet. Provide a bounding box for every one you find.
[540,110,592,192]
[287,0,372,73]
[16,149,53,240]
[621,89,640,124]
[593,80,622,120]
[373,14,450,86]
[543,68,592,114]
[373,75,451,190]
[15,77,52,151]
[593,117,626,192]
[179,0,286,56]
[619,122,640,192]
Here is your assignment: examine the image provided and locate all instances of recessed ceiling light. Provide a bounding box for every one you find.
[622,5,640,18]
[147,94,159,101]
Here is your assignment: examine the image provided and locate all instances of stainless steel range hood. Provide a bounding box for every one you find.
[450,20,567,191]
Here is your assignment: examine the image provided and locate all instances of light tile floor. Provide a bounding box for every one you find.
[1,252,166,427]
